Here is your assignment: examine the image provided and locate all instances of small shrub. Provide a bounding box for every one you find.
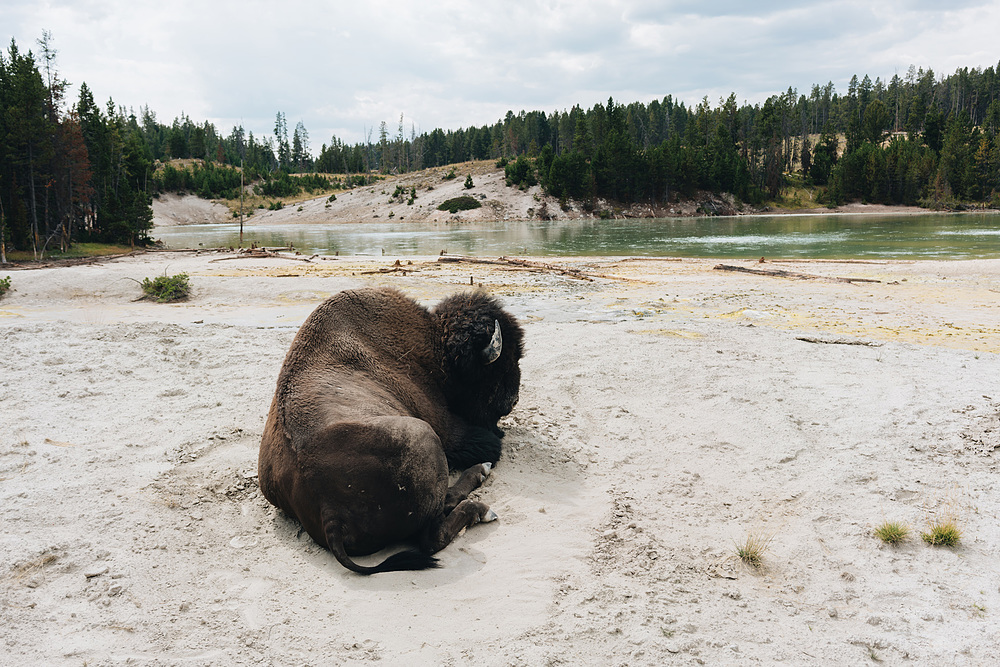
[442,167,457,181]
[504,155,536,188]
[874,521,910,545]
[268,200,284,211]
[438,196,482,214]
[0,276,10,299]
[464,174,474,189]
[735,531,773,568]
[922,520,962,547]
[140,273,190,302]
[327,193,337,202]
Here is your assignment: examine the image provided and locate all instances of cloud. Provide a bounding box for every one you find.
[4,0,999,150]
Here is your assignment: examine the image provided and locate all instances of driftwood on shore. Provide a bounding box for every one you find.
[361,260,414,275]
[2,250,148,271]
[713,263,882,284]
[209,248,315,263]
[796,336,883,347]
[436,253,646,282]
[438,254,595,281]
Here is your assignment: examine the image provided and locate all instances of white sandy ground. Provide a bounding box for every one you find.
[154,162,921,228]
[2,250,1000,666]
[151,163,570,228]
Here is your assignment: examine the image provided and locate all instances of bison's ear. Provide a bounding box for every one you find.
[482,319,502,365]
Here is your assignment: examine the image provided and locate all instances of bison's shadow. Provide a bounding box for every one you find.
[266,418,585,588]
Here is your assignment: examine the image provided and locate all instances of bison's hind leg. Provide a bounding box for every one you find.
[420,499,496,555]
[421,462,498,554]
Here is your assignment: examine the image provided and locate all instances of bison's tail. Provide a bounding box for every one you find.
[325,522,439,575]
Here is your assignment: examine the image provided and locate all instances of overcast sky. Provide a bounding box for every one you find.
[5,1,999,149]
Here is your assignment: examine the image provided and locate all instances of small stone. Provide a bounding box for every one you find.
[84,565,109,579]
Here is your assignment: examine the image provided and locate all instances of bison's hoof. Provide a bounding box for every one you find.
[477,462,493,483]
[482,508,499,523]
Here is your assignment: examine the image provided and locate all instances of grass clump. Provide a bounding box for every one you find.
[735,530,773,568]
[0,275,10,299]
[873,521,910,545]
[921,520,962,547]
[6,243,133,261]
[438,195,482,214]
[141,273,190,302]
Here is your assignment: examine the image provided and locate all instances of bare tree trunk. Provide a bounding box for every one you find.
[0,197,7,264]
[27,145,40,260]
[65,164,73,252]
[239,159,244,247]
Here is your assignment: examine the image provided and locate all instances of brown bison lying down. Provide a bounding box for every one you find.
[258,287,524,574]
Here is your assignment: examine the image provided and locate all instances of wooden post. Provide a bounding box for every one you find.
[240,158,244,247]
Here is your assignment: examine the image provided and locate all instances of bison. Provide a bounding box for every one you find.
[258,287,524,574]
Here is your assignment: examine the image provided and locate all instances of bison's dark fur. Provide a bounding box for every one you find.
[258,287,524,574]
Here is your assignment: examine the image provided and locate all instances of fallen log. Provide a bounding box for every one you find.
[713,264,881,284]
[796,336,883,347]
[438,254,594,281]
[361,260,414,275]
[209,250,313,263]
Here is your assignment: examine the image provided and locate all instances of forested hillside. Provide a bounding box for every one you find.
[2,32,999,258]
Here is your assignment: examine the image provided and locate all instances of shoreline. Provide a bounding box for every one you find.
[2,252,999,664]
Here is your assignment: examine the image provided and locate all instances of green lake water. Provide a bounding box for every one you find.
[153,212,1000,260]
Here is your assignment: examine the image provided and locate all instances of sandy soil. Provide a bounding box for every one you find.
[151,163,572,228]
[152,193,233,227]
[2,251,1000,665]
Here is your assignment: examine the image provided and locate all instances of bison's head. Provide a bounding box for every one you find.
[435,292,524,428]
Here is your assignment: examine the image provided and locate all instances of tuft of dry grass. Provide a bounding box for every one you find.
[921,519,962,547]
[12,553,57,584]
[920,488,964,547]
[735,530,774,568]
[873,520,910,545]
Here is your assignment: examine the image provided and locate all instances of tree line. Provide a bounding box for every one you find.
[3,31,999,258]
[1,34,153,258]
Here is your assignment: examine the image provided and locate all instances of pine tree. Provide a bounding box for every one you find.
[800,135,812,179]
[274,112,290,170]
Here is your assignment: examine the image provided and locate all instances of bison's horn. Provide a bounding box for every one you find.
[482,319,502,365]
